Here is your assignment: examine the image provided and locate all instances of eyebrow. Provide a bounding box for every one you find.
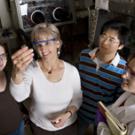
[101,33,117,39]
[0,53,6,55]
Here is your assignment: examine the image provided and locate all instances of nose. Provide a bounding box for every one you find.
[101,38,110,48]
[38,44,48,50]
[103,37,110,44]
[0,57,3,61]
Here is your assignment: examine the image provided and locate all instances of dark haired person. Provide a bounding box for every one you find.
[0,41,24,135]
[78,20,130,135]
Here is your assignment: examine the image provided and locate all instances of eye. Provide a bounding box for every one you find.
[0,53,7,59]
[36,44,44,47]
[109,38,115,42]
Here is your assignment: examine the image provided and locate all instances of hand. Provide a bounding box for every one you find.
[11,46,34,84]
[12,46,34,73]
[50,112,71,128]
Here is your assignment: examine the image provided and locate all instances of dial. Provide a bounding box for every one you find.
[30,10,45,24]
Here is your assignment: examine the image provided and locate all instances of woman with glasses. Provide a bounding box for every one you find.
[10,23,82,135]
[0,40,24,135]
[97,53,135,135]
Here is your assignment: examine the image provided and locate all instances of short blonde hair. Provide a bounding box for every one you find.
[31,23,62,44]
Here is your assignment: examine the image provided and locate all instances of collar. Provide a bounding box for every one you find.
[88,47,120,66]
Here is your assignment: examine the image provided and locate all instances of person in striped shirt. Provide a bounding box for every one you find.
[77,20,130,135]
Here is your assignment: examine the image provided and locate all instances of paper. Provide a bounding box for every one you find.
[95,0,109,10]
[20,3,28,16]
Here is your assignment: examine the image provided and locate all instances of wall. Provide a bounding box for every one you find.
[0,0,12,28]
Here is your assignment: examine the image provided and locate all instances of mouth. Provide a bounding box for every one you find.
[41,50,50,57]
[99,45,108,50]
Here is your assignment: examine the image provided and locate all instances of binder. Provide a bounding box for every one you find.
[98,101,127,135]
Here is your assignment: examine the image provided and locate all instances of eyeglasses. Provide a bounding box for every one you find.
[0,53,7,60]
[32,38,56,46]
[100,34,119,44]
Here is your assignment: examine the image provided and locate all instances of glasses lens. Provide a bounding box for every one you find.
[32,38,56,46]
[0,53,7,60]
[100,34,119,44]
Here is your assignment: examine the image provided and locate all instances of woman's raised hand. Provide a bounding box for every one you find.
[12,46,34,73]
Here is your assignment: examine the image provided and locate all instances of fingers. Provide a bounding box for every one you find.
[53,122,64,128]
[15,57,33,71]
[12,47,34,72]
[51,118,64,128]
[50,114,67,128]
[12,47,34,63]
[12,46,29,59]
[51,118,61,124]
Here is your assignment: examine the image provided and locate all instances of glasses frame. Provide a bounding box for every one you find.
[0,53,7,60]
[100,34,120,44]
[32,38,56,46]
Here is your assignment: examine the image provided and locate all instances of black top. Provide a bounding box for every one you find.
[0,84,22,135]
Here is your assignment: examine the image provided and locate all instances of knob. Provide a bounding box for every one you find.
[52,7,69,21]
[31,10,45,24]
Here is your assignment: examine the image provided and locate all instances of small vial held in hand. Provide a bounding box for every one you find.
[21,45,37,67]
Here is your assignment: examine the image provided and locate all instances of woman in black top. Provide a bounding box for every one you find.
[0,40,24,135]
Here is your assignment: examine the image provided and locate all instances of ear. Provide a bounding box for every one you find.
[56,40,62,49]
[118,44,124,50]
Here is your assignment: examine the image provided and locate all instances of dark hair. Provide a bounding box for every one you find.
[0,40,12,79]
[0,40,9,56]
[100,20,130,46]
[128,53,135,63]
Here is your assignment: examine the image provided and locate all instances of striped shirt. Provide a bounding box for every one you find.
[78,48,126,124]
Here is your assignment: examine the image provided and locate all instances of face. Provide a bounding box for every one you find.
[121,58,135,94]
[33,35,60,61]
[99,28,123,54]
[0,45,7,71]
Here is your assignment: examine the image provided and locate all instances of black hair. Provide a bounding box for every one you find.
[0,40,12,80]
[128,53,135,63]
[100,20,130,46]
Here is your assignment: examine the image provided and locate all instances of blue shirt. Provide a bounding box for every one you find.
[78,48,126,124]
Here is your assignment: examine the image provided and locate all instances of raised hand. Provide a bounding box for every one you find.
[12,46,34,72]
[11,46,34,84]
